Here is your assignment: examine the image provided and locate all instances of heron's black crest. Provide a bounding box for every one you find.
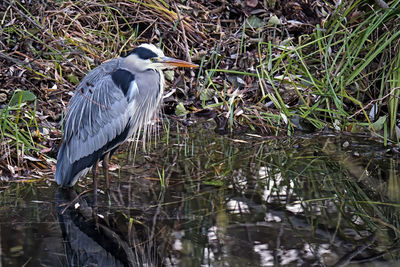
[111,69,135,96]
[129,47,158,60]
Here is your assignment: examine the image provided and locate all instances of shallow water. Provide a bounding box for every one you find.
[1,124,400,266]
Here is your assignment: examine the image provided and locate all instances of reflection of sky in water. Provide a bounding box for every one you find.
[285,202,304,213]
[259,166,297,212]
[207,226,218,242]
[228,169,247,191]
[226,199,250,214]
[1,128,398,266]
[172,230,184,250]
[303,243,338,265]
[192,225,341,266]
[264,212,282,222]
[253,243,273,266]
[202,248,215,266]
[278,249,299,265]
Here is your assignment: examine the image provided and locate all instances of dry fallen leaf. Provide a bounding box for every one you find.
[23,155,42,162]
[246,0,258,8]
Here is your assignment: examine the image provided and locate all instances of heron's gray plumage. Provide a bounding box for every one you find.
[55,43,196,188]
[55,48,163,187]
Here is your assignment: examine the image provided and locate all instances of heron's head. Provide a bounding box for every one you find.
[125,43,198,72]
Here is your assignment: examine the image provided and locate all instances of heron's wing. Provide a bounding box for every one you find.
[63,75,132,163]
[56,61,140,186]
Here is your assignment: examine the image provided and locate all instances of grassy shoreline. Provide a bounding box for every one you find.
[0,0,399,179]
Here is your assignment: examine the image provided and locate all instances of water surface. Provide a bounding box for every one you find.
[1,124,400,266]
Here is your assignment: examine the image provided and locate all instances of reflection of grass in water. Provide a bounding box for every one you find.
[0,183,39,214]
[1,123,399,264]
[161,127,400,261]
[269,138,400,243]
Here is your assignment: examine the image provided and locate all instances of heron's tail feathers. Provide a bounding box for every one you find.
[55,143,92,187]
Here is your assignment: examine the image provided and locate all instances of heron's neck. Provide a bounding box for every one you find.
[122,54,148,72]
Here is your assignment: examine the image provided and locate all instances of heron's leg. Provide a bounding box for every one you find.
[126,143,132,165]
[93,159,99,210]
[103,152,110,189]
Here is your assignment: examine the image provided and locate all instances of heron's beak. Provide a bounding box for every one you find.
[157,57,199,68]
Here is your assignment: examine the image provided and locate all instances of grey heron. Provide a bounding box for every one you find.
[55,44,198,190]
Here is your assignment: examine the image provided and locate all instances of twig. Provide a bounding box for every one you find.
[348,87,399,119]
[13,50,46,68]
[59,189,92,214]
[174,4,191,63]
[0,51,27,66]
[6,0,45,32]
[333,234,376,267]
[78,89,110,110]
